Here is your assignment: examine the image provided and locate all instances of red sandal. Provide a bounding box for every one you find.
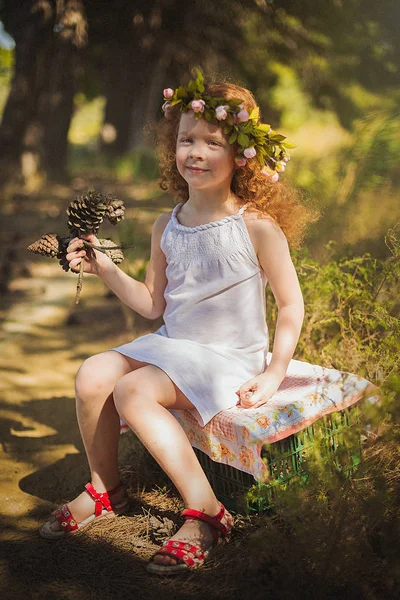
[39,482,128,540]
[146,503,234,575]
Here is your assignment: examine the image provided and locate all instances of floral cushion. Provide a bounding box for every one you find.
[121,355,378,482]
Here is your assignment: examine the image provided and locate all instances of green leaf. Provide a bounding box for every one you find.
[256,145,266,156]
[257,123,271,134]
[175,86,188,100]
[229,98,244,107]
[229,130,238,144]
[270,134,286,142]
[240,122,252,134]
[281,141,297,149]
[187,68,205,94]
[195,69,205,93]
[237,132,250,147]
[249,107,260,121]
[213,96,226,105]
[187,79,197,93]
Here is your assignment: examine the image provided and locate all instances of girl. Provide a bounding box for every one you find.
[40,70,314,575]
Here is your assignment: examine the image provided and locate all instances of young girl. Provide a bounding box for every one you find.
[40,70,314,575]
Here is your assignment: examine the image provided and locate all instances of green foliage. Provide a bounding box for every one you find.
[244,225,400,596]
[268,224,400,385]
[337,109,400,204]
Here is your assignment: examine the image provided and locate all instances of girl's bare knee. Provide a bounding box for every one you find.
[75,352,118,401]
[113,366,184,417]
[113,375,142,418]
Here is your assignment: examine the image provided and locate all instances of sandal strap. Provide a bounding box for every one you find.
[181,503,229,540]
[154,540,205,567]
[53,504,79,533]
[84,482,120,517]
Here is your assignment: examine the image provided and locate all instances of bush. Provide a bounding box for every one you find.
[267,223,400,389]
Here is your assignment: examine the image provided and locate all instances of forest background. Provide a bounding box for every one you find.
[0,1,400,599]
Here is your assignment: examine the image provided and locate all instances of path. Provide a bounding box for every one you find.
[0,182,162,538]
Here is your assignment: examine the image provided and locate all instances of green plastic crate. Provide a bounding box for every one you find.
[193,406,362,514]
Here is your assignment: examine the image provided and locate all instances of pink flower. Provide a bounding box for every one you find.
[283,154,291,162]
[235,156,247,167]
[163,88,174,99]
[275,161,286,172]
[261,166,279,182]
[215,105,229,121]
[191,99,206,113]
[243,146,256,159]
[236,109,249,123]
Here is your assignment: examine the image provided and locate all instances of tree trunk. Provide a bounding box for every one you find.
[41,40,78,180]
[41,0,87,180]
[100,38,136,157]
[101,0,175,155]
[0,0,87,188]
[0,0,55,187]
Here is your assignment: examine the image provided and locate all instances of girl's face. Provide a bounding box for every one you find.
[176,112,236,194]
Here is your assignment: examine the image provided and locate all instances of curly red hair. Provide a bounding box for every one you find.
[155,79,317,247]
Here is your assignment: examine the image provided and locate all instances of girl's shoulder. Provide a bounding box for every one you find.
[244,207,285,238]
[153,210,173,233]
[151,211,174,249]
[243,207,288,258]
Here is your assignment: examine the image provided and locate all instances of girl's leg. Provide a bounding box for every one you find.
[47,350,145,532]
[113,365,232,566]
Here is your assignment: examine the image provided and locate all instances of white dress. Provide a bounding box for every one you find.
[112,203,269,426]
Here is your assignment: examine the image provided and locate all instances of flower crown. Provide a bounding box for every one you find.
[162,69,295,182]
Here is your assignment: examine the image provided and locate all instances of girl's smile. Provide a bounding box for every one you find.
[187,166,209,174]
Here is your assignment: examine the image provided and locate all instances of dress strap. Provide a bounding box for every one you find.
[237,203,249,215]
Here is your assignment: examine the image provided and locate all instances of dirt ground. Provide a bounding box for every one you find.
[1,183,241,600]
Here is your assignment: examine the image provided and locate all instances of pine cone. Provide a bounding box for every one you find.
[98,238,124,264]
[27,233,60,257]
[104,194,125,226]
[57,235,73,272]
[149,515,176,544]
[66,190,107,236]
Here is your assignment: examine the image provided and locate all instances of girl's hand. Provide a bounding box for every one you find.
[236,372,282,409]
[66,234,113,276]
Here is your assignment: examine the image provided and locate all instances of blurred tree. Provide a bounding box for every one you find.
[0,0,87,185]
[0,0,398,187]
[95,0,268,155]
[272,0,400,126]
[0,0,54,185]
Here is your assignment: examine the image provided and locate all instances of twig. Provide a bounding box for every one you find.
[81,240,135,252]
[75,258,85,304]
[72,240,135,304]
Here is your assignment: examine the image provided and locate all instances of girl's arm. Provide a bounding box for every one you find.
[66,212,170,320]
[237,216,304,408]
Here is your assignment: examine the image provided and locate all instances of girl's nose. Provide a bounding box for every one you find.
[189,144,204,160]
